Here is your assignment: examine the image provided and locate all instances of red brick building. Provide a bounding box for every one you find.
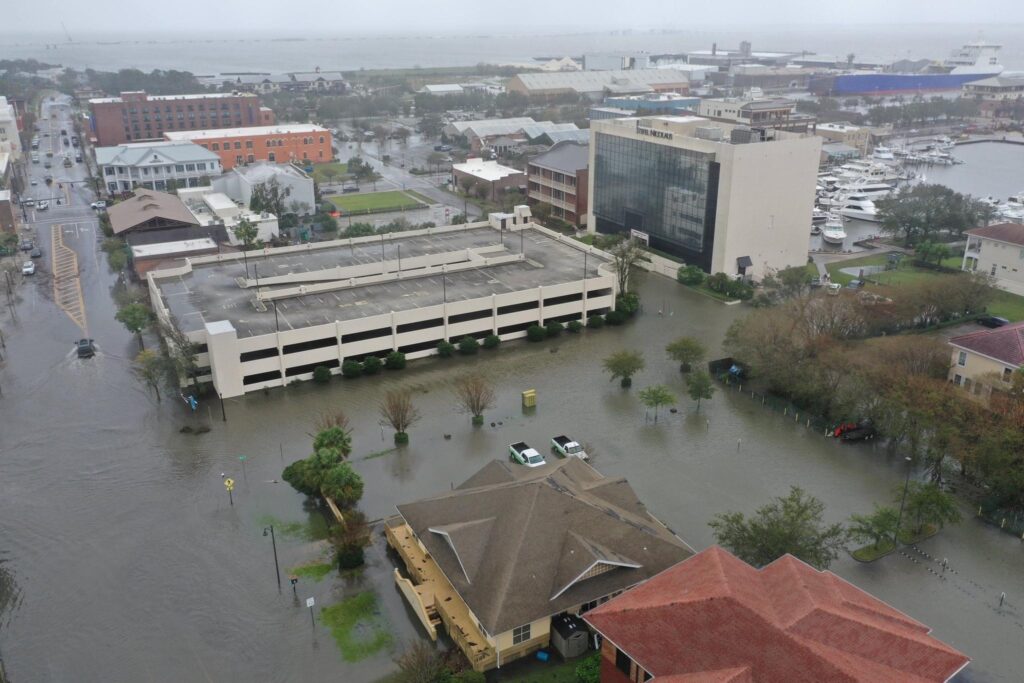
[163,124,332,171]
[584,546,969,683]
[527,141,589,227]
[88,91,274,146]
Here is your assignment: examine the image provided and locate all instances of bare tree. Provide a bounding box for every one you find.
[609,239,644,294]
[453,374,496,425]
[379,389,421,443]
[313,408,351,435]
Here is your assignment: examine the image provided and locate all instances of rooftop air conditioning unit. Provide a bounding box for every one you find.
[695,126,723,141]
[730,126,752,144]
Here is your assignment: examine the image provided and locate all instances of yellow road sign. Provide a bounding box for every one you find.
[224,478,235,491]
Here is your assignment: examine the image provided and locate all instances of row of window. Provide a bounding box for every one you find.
[121,102,250,114]
[104,162,214,176]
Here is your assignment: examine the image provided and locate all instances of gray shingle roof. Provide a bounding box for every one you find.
[396,458,693,636]
[95,141,221,167]
[530,140,590,174]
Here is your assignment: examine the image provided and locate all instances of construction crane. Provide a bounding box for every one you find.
[61,21,72,43]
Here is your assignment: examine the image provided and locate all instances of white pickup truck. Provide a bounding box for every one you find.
[509,441,546,468]
[551,436,589,460]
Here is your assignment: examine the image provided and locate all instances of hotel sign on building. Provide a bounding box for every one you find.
[636,122,673,140]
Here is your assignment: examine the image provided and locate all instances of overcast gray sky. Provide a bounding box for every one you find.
[5,0,1024,33]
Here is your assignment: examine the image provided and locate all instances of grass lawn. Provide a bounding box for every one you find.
[289,561,334,582]
[851,540,895,562]
[491,654,583,682]
[898,524,938,545]
[678,281,739,303]
[404,190,435,205]
[988,290,1024,321]
[327,190,427,215]
[321,591,393,662]
[824,252,1024,321]
[310,162,348,183]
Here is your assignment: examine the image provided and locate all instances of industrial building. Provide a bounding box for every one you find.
[451,158,526,200]
[147,209,617,397]
[443,117,581,154]
[588,115,821,280]
[505,69,695,101]
[603,93,700,115]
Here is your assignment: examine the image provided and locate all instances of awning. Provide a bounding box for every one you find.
[737,256,753,268]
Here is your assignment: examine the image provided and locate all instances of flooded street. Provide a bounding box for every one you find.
[1,106,1022,683]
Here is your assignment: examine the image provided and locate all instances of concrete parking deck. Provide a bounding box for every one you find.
[154,225,607,338]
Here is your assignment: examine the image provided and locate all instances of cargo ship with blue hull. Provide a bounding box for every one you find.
[810,43,1003,95]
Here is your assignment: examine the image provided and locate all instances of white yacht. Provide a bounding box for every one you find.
[820,214,847,245]
[872,146,895,161]
[832,178,894,199]
[835,162,904,185]
[839,195,880,222]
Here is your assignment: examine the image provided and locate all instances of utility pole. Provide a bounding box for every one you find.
[263,524,281,589]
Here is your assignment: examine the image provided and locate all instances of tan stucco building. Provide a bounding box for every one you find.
[816,121,871,155]
[962,223,1024,296]
[949,321,1023,400]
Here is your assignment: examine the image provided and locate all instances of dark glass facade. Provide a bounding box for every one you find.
[592,131,720,270]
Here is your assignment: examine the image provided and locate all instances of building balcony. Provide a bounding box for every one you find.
[529,191,576,212]
[530,176,577,195]
[385,520,497,671]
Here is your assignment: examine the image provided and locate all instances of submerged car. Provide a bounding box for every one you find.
[76,339,96,358]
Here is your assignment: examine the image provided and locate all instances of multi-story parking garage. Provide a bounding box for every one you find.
[148,207,617,398]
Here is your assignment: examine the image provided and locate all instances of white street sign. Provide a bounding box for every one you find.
[306,597,315,608]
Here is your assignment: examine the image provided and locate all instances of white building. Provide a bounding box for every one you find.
[213,162,315,216]
[588,115,821,281]
[146,208,616,397]
[96,140,223,194]
[177,187,279,247]
[0,96,23,161]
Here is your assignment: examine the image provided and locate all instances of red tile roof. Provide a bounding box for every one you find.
[949,320,1024,367]
[966,222,1024,247]
[583,546,969,683]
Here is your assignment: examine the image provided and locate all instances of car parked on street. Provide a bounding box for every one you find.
[90,200,107,210]
[977,315,1009,328]
[36,200,49,211]
[30,247,42,259]
[22,261,35,275]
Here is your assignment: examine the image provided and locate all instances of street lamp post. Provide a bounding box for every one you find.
[893,456,914,548]
[263,525,281,589]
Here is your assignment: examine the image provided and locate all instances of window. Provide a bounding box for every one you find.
[185,164,196,171]
[268,152,276,162]
[579,599,598,614]
[615,648,632,676]
[212,143,220,151]
[319,135,325,143]
[511,624,531,645]
[953,374,962,386]
[1004,368,1014,383]
[991,264,997,276]
[245,140,253,149]
[234,141,242,150]
[957,351,967,366]
[175,164,185,172]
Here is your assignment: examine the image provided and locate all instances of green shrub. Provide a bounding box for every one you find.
[458,336,480,355]
[385,351,406,370]
[482,334,501,349]
[361,355,383,374]
[454,671,486,683]
[605,309,627,325]
[575,652,601,683]
[567,320,584,333]
[437,340,456,357]
[616,292,640,315]
[728,280,755,300]
[705,272,732,294]
[677,264,705,286]
[587,314,605,328]
[341,359,362,378]
[545,321,564,337]
[526,324,547,342]
[337,543,365,570]
[312,365,333,384]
